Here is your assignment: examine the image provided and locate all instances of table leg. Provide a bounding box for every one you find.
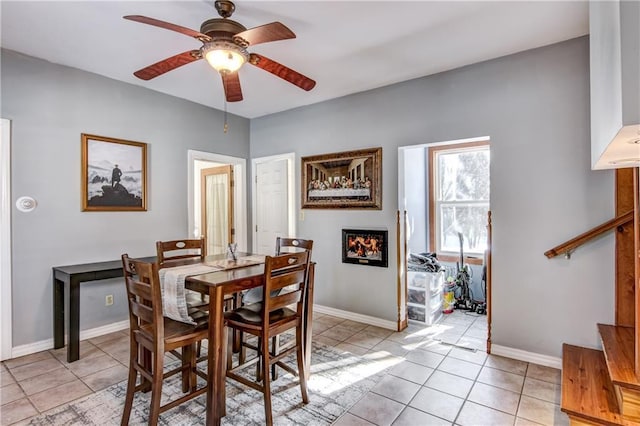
[303,263,315,380]
[205,286,225,426]
[67,277,81,363]
[53,276,65,349]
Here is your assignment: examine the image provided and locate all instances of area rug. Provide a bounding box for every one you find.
[25,342,398,425]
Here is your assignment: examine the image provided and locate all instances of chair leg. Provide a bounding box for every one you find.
[120,344,138,426]
[222,327,228,418]
[238,330,246,364]
[184,344,198,392]
[232,328,241,353]
[140,346,152,393]
[295,327,309,403]
[181,346,191,393]
[226,327,234,371]
[271,335,279,380]
[261,335,273,426]
[256,337,262,382]
[149,351,164,425]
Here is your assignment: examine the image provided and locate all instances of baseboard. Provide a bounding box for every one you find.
[10,320,129,359]
[314,304,397,330]
[491,344,562,370]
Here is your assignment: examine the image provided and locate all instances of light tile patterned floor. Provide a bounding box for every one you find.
[327,311,567,426]
[0,311,567,425]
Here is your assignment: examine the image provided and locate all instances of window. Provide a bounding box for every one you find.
[429,142,490,261]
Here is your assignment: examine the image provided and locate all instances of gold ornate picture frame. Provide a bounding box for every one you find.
[301,147,382,209]
[81,133,147,211]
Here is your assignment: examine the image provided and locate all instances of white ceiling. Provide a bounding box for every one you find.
[1,1,589,119]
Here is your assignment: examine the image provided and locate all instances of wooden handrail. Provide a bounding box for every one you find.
[544,210,634,258]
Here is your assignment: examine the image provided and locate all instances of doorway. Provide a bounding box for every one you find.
[398,136,491,351]
[1,118,12,360]
[188,150,247,252]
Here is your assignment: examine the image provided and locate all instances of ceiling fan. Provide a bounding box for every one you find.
[124,0,316,102]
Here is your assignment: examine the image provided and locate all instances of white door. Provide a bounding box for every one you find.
[1,119,12,360]
[253,154,294,256]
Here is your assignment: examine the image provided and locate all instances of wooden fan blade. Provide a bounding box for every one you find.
[123,15,211,42]
[133,50,202,80]
[249,53,316,91]
[234,22,295,46]
[221,72,243,102]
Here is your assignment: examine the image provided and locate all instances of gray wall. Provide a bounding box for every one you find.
[402,146,428,254]
[251,37,616,358]
[1,49,250,346]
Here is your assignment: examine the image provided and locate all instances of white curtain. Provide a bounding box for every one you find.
[205,173,229,255]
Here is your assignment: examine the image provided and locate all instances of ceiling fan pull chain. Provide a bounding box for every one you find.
[223,99,229,133]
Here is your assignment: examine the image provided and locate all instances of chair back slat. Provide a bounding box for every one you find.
[262,252,309,317]
[267,252,308,270]
[127,279,153,301]
[269,269,305,292]
[270,291,301,312]
[156,238,205,265]
[130,301,155,324]
[276,237,313,255]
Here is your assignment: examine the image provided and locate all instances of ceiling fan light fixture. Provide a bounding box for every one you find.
[202,41,248,73]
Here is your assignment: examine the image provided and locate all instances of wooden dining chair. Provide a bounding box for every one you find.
[242,237,313,305]
[120,254,209,426]
[156,238,209,308]
[156,238,206,265]
[225,251,311,426]
[156,238,237,359]
[239,238,313,379]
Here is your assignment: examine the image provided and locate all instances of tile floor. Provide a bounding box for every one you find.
[0,311,567,425]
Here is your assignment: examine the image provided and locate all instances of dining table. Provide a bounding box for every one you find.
[170,252,316,426]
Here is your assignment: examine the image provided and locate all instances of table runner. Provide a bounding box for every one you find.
[158,264,222,324]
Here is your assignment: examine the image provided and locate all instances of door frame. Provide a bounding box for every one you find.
[397,136,490,339]
[251,152,295,252]
[188,150,247,252]
[1,119,12,360]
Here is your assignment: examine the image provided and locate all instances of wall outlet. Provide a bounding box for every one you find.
[105,294,114,306]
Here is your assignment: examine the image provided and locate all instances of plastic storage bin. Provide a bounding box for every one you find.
[407,270,444,325]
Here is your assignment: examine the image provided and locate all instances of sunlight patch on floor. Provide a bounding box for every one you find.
[308,352,402,396]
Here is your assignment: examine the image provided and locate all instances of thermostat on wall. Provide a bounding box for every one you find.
[16,196,37,212]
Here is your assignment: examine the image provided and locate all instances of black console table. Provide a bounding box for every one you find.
[53,257,154,362]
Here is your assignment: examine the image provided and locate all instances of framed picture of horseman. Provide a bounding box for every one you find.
[81,133,147,211]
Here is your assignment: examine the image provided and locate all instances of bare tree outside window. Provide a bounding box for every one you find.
[432,143,490,256]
